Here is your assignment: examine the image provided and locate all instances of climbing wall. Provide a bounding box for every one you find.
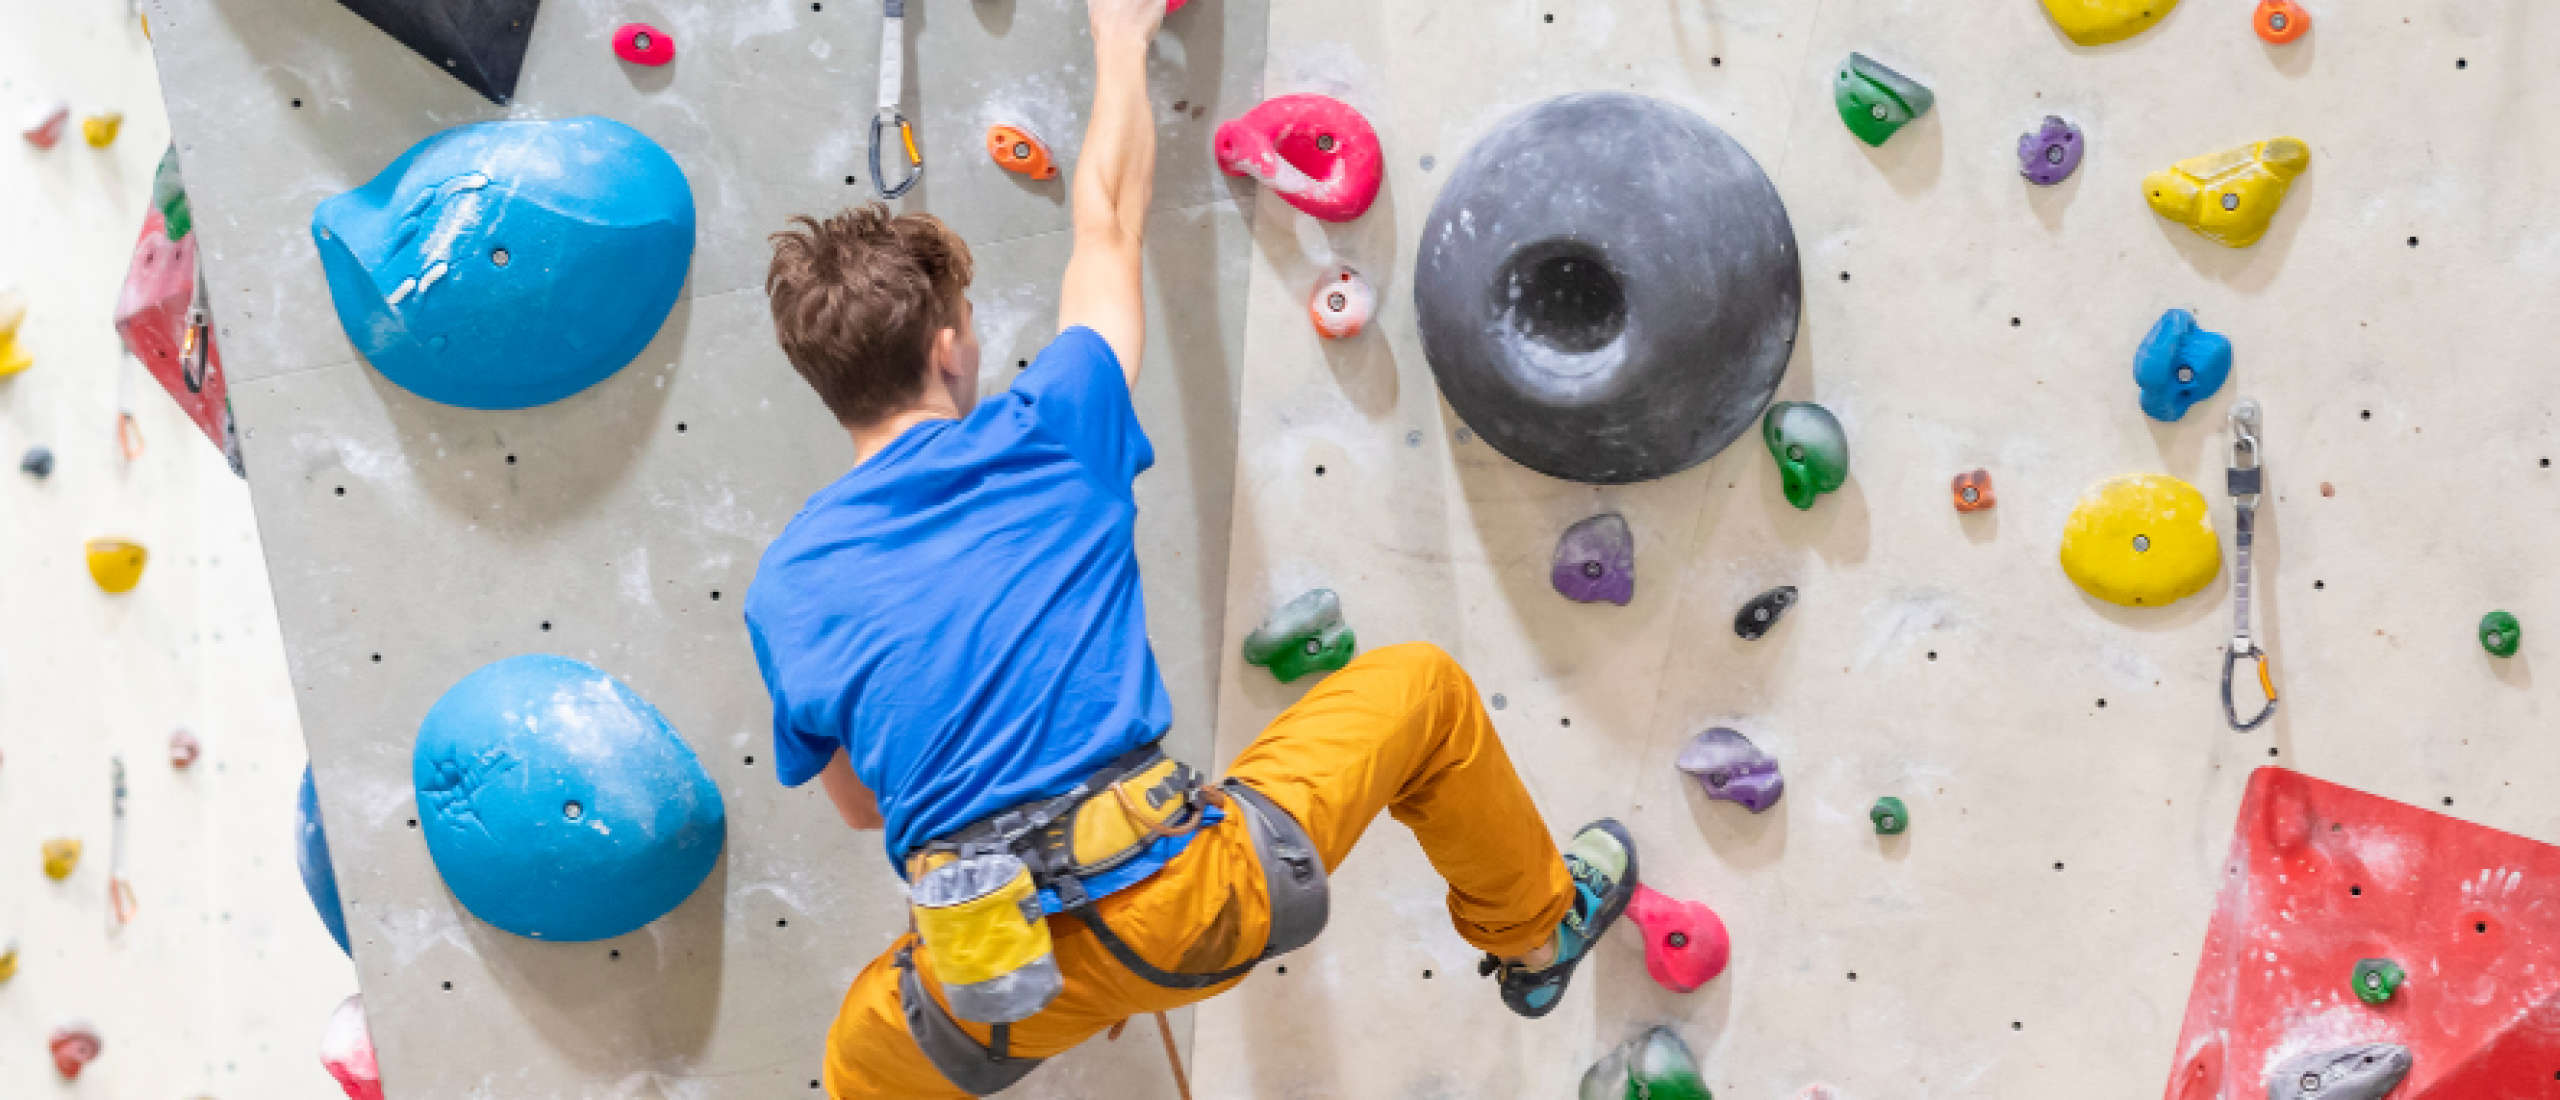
[0,3,354,1096]
[139,0,1266,1095]
[1202,1,2560,1097]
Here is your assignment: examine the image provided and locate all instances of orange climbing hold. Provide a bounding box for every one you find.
[1309,266,1375,339]
[86,538,149,593]
[987,124,1058,181]
[1952,469,1995,513]
[2254,0,2309,44]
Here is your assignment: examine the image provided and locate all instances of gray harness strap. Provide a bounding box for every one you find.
[895,777,1330,1095]
[896,942,1043,1097]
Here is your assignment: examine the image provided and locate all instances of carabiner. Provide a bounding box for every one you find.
[871,111,923,199]
[2222,643,2277,731]
[2223,398,2275,731]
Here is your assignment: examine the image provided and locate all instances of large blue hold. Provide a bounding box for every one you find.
[297,765,353,956]
[2133,308,2233,422]
[313,117,695,409]
[414,655,726,942]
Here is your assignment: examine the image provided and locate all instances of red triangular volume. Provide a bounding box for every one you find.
[335,0,543,104]
[2165,767,2560,1100]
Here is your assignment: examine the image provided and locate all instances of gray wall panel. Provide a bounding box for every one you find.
[151,0,1259,1092]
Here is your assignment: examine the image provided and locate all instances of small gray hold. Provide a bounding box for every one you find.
[1734,585,1798,640]
[2265,1043,2412,1100]
[20,446,54,479]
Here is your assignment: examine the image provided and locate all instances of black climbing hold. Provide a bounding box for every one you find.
[334,0,545,104]
[1734,585,1798,640]
[1416,93,1800,485]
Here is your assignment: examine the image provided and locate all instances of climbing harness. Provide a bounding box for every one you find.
[895,745,1329,1096]
[869,0,923,198]
[2223,398,2278,731]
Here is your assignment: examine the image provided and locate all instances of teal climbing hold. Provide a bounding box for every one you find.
[414,655,726,941]
[313,117,695,410]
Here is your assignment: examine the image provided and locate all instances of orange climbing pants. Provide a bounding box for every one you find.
[824,643,1573,1098]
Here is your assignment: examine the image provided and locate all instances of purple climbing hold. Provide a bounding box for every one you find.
[2018,116,2083,186]
[1552,513,1635,605]
[1677,727,1784,812]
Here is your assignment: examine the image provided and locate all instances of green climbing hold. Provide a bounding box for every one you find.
[1579,1026,1713,1100]
[1764,402,1849,510]
[1243,589,1357,684]
[1870,796,1908,836]
[150,144,192,241]
[1834,53,1933,147]
[2351,958,2405,1005]
[2480,611,2521,658]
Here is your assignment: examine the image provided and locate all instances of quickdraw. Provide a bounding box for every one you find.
[2223,399,2278,731]
[869,0,923,198]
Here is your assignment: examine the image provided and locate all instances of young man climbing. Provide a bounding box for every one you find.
[746,1,1636,1094]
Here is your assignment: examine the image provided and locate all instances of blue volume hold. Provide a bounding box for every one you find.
[312,117,695,410]
[298,765,353,957]
[2132,308,2233,422]
[413,655,726,942]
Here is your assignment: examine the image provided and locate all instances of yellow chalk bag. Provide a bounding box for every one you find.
[909,852,1063,1025]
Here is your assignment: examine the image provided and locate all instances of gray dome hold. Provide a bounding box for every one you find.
[1416,93,1801,485]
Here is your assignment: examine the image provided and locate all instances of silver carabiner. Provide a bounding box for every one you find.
[2223,398,2276,731]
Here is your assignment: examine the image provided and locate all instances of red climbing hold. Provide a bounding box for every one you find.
[2166,767,2560,1099]
[168,729,201,769]
[50,1021,101,1079]
[613,23,675,66]
[1214,95,1383,223]
[1167,0,1190,11]
[1626,883,1729,994]
[321,994,384,1100]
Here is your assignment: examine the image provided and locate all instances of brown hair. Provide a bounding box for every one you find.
[766,205,976,426]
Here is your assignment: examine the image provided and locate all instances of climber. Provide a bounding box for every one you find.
[743,1,1636,1095]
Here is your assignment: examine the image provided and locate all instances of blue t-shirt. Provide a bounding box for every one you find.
[745,328,1202,904]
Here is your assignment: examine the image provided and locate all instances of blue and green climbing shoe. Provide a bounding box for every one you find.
[1479,819,1638,1019]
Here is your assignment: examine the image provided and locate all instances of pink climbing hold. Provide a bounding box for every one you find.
[168,729,201,769]
[23,101,68,149]
[613,23,675,66]
[1626,883,1730,994]
[320,994,384,1100]
[1167,0,1189,11]
[1214,94,1383,223]
[50,1021,101,1079]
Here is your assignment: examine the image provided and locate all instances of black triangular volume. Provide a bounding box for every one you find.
[335,0,545,104]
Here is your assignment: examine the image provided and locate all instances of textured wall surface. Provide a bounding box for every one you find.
[0,4,353,1097]
[142,0,1262,1095]
[1200,2,2560,1097]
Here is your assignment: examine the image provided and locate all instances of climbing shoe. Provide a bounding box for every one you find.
[1479,818,1638,1019]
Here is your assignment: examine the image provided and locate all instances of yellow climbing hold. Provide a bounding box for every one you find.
[0,289,30,378]
[86,539,149,594]
[43,838,83,881]
[2060,475,2221,608]
[2039,0,2179,46]
[82,112,123,148]
[0,936,17,983]
[2144,137,2311,249]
